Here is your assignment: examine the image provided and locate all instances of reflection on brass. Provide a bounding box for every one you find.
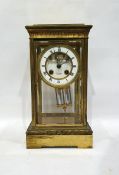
[25,24,93,148]
[27,135,93,148]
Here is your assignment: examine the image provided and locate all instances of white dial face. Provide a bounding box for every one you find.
[39,46,79,87]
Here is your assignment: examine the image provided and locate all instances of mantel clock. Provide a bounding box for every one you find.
[25,24,93,148]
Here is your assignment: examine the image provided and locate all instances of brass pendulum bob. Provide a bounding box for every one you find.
[55,86,72,112]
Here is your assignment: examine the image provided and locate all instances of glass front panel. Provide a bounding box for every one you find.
[42,81,75,113]
[36,39,82,125]
[37,79,81,125]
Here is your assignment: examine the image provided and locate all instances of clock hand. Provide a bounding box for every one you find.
[60,61,67,65]
[57,59,69,68]
[56,55,61,65]
[57,64,61,69]
[60,58,70,65]
[56,57,62,68]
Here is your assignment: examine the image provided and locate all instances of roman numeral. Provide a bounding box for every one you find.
[43,72,47,76]
[58,47,61,52]
[49,77,52,81]
[57,80,60,83]
[73,65,76,68]
[66,50,68,54]
[42,65,45,67]
[50,50,54,54]
[70,72,74,76]
[71,57,74,60]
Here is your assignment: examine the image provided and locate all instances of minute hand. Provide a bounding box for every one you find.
[60,60,69,65]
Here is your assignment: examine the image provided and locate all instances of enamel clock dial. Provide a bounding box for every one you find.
[39,45,79,87]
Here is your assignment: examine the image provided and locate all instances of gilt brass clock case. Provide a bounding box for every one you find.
[25,24,93,148]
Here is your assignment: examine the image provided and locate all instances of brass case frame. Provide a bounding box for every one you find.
[25,24,93,148]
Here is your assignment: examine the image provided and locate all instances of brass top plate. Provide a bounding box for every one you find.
[25,24,93,39]
[25,24,92,29]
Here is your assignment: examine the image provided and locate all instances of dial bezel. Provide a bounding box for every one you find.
[38,44,80,88]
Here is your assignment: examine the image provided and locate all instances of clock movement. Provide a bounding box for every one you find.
[25,24,93,148]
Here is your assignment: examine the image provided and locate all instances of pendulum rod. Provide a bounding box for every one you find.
[55,86,72,112]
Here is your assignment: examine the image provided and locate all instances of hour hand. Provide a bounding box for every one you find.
[60,58,69,65]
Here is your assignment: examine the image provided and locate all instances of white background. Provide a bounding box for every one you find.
[0,0,119,175]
